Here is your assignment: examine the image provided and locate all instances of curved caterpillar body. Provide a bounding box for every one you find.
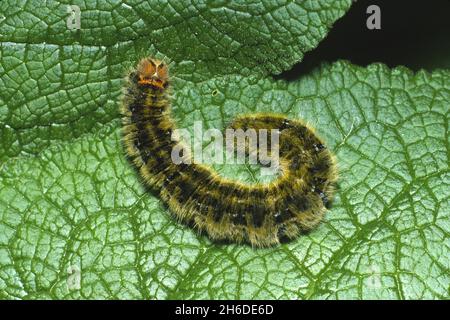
[121,58,337,247]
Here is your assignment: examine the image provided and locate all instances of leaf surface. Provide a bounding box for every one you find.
[1,0,449,299]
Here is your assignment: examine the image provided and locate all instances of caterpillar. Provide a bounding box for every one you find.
[121,57,338,247]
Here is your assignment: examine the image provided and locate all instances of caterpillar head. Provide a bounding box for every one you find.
[135,58,169,89]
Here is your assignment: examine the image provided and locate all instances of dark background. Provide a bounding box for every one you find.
[280,0,450,80]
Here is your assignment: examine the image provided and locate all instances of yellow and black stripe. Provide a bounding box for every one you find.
[121,58,338,247]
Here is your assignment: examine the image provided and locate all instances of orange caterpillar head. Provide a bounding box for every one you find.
[136,58,169,89]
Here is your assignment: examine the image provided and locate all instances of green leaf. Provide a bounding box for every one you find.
[1,1,449,300]
[0,0,351,162]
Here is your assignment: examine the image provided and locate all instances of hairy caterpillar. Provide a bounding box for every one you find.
[121,58,337,247]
